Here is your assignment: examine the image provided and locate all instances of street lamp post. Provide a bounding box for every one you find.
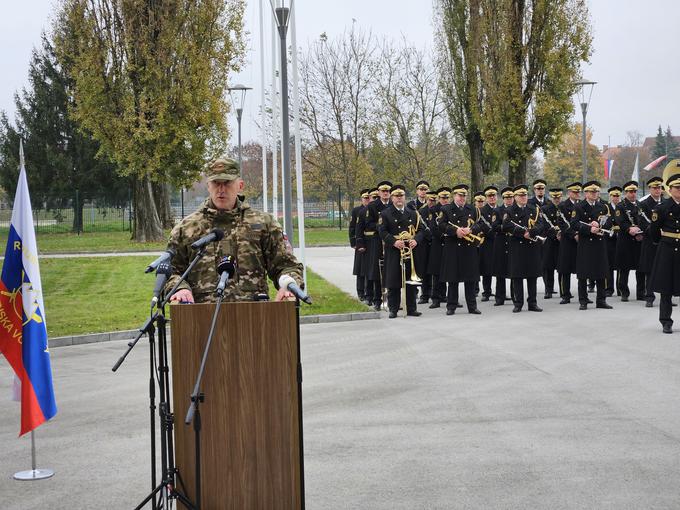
[574,79,596,184]
[273,5,294,245]
[227,84,252,176]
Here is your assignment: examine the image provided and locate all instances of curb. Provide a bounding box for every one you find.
[50,311,380,348]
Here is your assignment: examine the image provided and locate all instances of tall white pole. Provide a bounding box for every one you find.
[290,0,306,285]
[270,12,279,219]
[259,0,268,213]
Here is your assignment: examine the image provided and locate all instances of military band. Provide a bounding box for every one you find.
[347,172,677,333]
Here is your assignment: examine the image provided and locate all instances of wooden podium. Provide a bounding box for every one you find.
[170,301,304,509]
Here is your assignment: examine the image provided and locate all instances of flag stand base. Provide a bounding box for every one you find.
[13,468,54,481]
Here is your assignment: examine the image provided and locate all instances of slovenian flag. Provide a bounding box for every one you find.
[0,142,57,435]
[604,159,614,180]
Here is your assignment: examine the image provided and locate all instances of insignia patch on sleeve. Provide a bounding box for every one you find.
[492,215,496,222]
[652,211,658,222]
[616,210,621,217]
[378,216,383,224]
[437,212,443,219]
[503,213,508,220]
[571,210,576,218]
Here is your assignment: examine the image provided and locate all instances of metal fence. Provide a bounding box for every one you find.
[0,197,359,234]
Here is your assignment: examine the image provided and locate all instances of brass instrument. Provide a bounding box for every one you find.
[579,220,614,237]
[447,219,485,247]
[510,220,546,243]
[395,226,422,318]
[539,210,560,232]
[662,159,680,197]
[624,208,644,239]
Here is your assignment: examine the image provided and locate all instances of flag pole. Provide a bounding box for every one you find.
[13,431,54,480]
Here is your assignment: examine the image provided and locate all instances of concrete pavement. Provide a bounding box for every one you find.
[2,247,680,508]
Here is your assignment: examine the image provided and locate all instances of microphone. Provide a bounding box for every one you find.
[215,255,237,297]
[151,261,173,307]
[145,248,175,273]
[278,274,312,304]
[191,229,225,250]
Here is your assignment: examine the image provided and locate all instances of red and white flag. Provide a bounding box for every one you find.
[643,155,667,172]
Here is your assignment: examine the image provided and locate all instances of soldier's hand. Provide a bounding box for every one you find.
[523,231,530,239]
[591,221,599,228]
[628,227,639,236]
[275,287,295,302]
[556,232,562,241]
[394,240,406,249]
[357,247,366,253]
[590,226,600,234]
[170,289,194,304]
[408,239,417,248]
[455,228,465,238]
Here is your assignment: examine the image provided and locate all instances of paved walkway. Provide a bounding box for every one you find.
[3,247,680,508]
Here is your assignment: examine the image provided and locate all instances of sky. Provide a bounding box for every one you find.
[2,0,679,155]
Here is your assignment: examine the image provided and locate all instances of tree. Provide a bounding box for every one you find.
[543,123,603,189]
[479,0,593,185]
[0,34,126,231]
[299,26,378,207]
[55,0,245,241]
[665,126,680,160]
[651,125,666,161]
[372,40,452,187]
[435,0,493,191]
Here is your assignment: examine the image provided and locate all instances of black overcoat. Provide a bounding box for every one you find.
[570,200,610,279]
[438,203,487,282]
[614,198,642,271]
[649,199,680,295]
[377,205,426,289]
[502,203,543,278]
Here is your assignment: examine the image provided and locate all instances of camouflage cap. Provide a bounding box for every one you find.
[206,157,240,182]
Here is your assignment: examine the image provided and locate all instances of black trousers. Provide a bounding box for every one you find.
[482,275,493,297]
[559,273,573,299]
[363,276,373,302]
[430,275,446,303]
[644,272,655,303]
[543,269,555,293]
[605,270,615,294]
[446,281,477,311]
[618,269,646,299]
[660,294,673,327]
[578,278,606,305]
[495,277,508,303]
[387,286,417,314]
[512,277,537,308]
[356,276,365,299]
[419,274,432,300]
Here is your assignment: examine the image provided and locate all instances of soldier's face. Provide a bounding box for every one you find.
[585,190,598,202]
[416,186,428,199]
[670,185,680,201]
[534,185,545,197]
[361,197,370,206]
[487,194,497,206]
[427,197,436,207]
[649,185,663,199]
[516,194,528,206]
[439,197,450,206]
[551,196,561,205]
[503,197,514,206]
[380,190,390,202]
[208,178,244,210]
[625,190,637,201]
[454,194,466,207]
[392,194,406,208]
[568,191,580,201]
[611,195,621,205]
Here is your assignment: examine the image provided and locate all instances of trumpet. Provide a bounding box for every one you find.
[447,221,485,247]
[395,230,422,287]
[510,221,546,243]
[579,220,614,237]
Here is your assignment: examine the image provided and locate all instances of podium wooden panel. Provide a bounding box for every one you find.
[170,301,303,509]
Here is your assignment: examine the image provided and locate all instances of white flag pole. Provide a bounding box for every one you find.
[289,0,307,286]
[259,0,268,213]
[271,11,279,220]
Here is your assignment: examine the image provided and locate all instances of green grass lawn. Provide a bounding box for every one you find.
[0,227,348,255]
[40,257,367,338]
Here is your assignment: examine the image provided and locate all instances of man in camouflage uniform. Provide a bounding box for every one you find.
[165,157,303,303]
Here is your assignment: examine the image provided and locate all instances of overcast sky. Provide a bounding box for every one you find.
[2,0,679,156]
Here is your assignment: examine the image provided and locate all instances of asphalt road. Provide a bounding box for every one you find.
[2,248,680,509]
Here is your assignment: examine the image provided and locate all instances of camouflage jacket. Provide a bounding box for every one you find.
[163,198,303,303]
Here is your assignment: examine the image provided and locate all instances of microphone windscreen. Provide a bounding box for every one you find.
[212,229,225,242]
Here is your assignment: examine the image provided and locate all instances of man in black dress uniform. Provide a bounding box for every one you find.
[649,170,680,333]
[570,181,613,310]
[350,188,371,302]
[408,180,432,304]
[604,187,622,296]
[479,186,498,301]
[407,180,430,212]
[438,184,488,315]
[492,187,514,305]
[638,176,665,307]
[502,184,543,313]
[427,187,451,308]
[537,188,562,298]
[418,190,438,304]
[614,180,644,302]
[356,180,392,310]
[557,182,581,304]
[377,184,426,318]
[528,179,548,209]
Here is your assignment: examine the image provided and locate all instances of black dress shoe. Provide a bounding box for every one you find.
[469,309,482,314]
[588,287,595,293]
[388,311,398,318]
[645,301,653,308]
[494,300,504,306]
[663,324,673,334]
[579,304,588,310]
[586,298,594,304]
[621,296,629,302]
[512,306,522,313]
[528,305,543,312]
[456,303,463,309]
[407,311,422,317]
[446,308,456,315]
[429,301,441,309]
[636,297,645,301]
[481,296,490,302]
[596,303,613,309]
[559,298,570,305]
[373,303,382,311]
[544,293,552,299]
[605,291,614,297]
[418,297,429,305]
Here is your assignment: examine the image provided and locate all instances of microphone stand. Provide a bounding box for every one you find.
[294,297,307,509]
[184,284,227,510]
[112,245,208,510]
